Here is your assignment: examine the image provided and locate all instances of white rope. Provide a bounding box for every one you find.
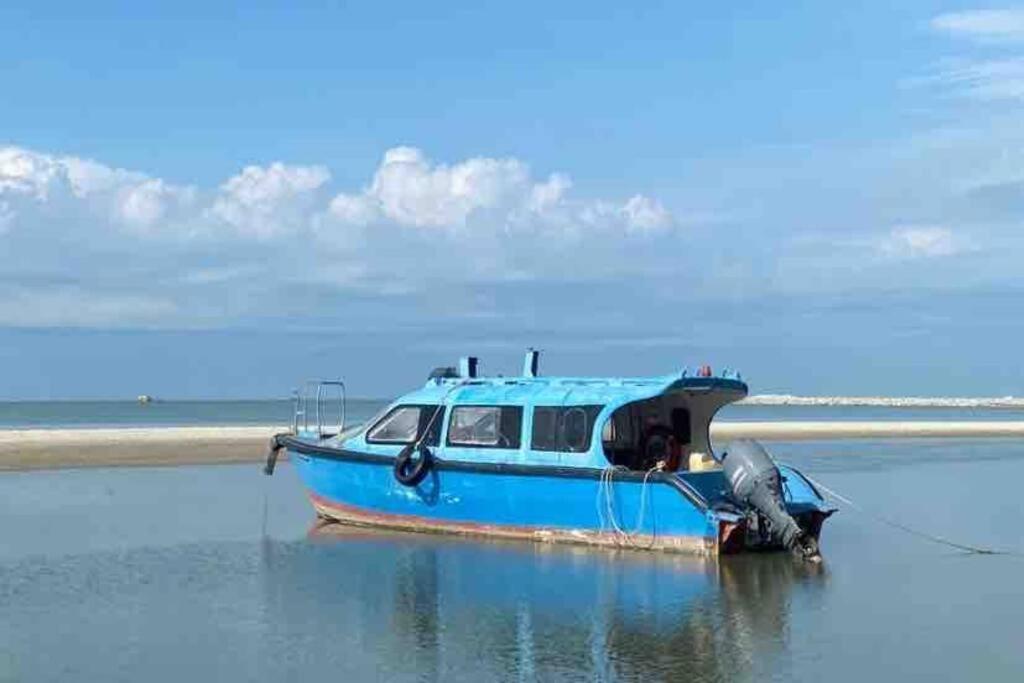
[596,464,660,548]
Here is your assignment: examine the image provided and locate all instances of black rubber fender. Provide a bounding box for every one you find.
[393,444,433,487]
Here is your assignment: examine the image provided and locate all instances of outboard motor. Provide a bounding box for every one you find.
[721,439,821,562]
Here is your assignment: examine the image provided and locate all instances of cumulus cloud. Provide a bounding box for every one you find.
[209,162,330,239]
[115,179,188,229]
[0,143,679,327]
[326,146,671,236]
[1,144,672,241]
[0,145,196,233]
[335,146,530,229]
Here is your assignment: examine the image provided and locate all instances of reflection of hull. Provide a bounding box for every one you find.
[285,435,832,556]
[293,524,724,618]
[259,527,825,681]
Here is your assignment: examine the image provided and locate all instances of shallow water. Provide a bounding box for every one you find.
[2,440,1024,681]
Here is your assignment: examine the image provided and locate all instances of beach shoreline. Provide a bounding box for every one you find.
[3,421,1024,472]
[0,426,283,472]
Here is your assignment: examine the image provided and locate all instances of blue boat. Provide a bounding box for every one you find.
[265,351,833,560]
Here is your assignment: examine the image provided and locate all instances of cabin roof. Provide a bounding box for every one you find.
[395,371,748,409]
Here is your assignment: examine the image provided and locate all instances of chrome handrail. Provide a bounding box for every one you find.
[294,379,346,439]
[316,380,346,438]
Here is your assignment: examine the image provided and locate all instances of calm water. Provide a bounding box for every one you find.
[3,400,1024,429]
[3,440,1024,681]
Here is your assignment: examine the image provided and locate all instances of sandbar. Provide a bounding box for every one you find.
[2,421,1023,472]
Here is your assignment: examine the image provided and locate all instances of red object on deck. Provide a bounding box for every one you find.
[698,365,713,378]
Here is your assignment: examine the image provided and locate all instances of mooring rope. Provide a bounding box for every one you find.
[804,473,1013,556]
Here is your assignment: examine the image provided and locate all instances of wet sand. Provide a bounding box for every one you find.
[0,426,285,471]
[2,421,1024,471]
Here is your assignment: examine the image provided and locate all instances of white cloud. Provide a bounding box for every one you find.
[878,225,966,259]
[328,146,530,228]
[527,173,571,212]
[376,147,528,228]
[61,156,147,198]
[209,162,330,239]
[326,146,672,235]
[0,146,63,199]
[931,10,1024,43]
[0,145,196,233]
[622,195,673,234]
[327,192,378,227]
[2,144,673,243]
[0,143,681,327]
[115,178,193,230]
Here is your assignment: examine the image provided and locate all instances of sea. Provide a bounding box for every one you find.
[2,402,1024,681]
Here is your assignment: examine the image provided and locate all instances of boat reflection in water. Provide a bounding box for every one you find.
[258,524,826,681]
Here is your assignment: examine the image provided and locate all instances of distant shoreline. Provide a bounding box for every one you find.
[740,395,1024,408]
[3,421,1024,472]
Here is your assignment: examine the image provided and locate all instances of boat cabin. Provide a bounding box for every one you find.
[340,351,747,472]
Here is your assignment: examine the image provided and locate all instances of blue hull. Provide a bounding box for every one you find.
[293,453,718,554]
[284,437,830,555]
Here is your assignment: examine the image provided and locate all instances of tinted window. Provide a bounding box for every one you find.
[447,406,522,448]
[367,405,446,445]
[532,405,603,452]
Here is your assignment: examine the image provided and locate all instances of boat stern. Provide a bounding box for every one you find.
[709,462,835,556]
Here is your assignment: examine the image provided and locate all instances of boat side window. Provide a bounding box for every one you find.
[366,405,446,446]
[531,405,604,453]
[447,406,523,449]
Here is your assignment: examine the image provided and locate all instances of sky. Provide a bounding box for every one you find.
[2,1,1024,399]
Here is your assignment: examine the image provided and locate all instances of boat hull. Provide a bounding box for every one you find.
[307,489,716,554]
[284,437,828,556]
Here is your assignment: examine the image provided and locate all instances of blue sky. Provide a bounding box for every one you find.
[2,2,1024,398]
